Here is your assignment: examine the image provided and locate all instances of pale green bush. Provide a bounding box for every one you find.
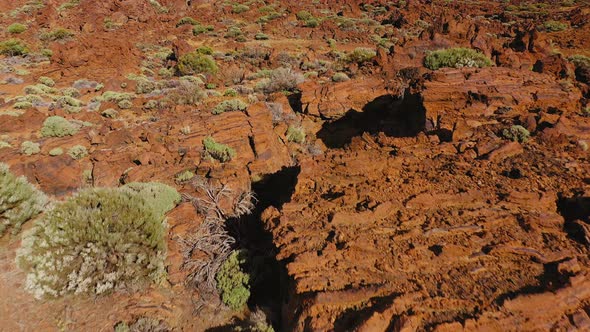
[16,185,178,299]
[0,163,47,236]
[212,99,248,115]
[203,136,236,162]
[40,116,78,137]
[21,141,40,155]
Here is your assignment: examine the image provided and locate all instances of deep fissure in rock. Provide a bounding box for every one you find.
[317,91,426,148]
[226,166,301,329]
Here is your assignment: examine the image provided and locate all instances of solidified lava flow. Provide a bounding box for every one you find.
[0,0,589,331]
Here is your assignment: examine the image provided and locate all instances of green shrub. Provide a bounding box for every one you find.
[255,33,269,40]
[0,39,29,56]
[176,17,199,27]
[347,47,377,64]
[21,141,40,155]
[7,23,27,34]
[296,10,319,28]
[543,20,567,32]
[196,46,213,55]
[0,163,47,236]
[255,67,304,93]
[177,51,218,76]
[16,186,171,299]
[424,47,493,70]
[212,99,248,115]
[203,136,236,162]
[67,145,88,160]
[48,147,63,156]
[40,116,78,137]
[224,88,238,97]
[121,182,181,219]
[24,84,58,95]
[175,170,195,182]
[332,72,350,82]
[286,126,306,143]
[502,125,530,143]
[582,106,590,117]
[232,4,250,14]
[40,28,74,41]
[193,24,214,36]
[216,250,250,310]
[14,101,33,109]
[38,76,55,87]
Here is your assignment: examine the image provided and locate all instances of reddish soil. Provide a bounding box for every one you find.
[1,0,589,331]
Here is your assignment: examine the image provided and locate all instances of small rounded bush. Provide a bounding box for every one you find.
[212,99,248,115]
[40,116,78,137]
[121,182,181,219]
[0,39,29,56]
[203,136,236,162]
[16,186,176,299]
[332,72,350,82]
[424,47,493,70]
[177,52,218,76]
[67,145,88,160]
[502,125,530,143]
[347,47,377,64]
[216,250,250,310]
[286,126,306,143]
[38,76,55,87]
[21,141,40,155]
[7,23,27,34]
[0,163,47,236]
[49,147,63,156]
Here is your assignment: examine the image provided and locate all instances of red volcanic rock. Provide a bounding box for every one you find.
[300,77,390,119]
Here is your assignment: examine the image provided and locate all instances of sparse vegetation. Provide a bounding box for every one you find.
[0,163,47,236]
[502,125,530,143]
[203,136,236,162]
[346,47,377,64]
[176,17,199,27]
[7,23,27,34]
[40,116,78,137]
[332,72,350,82]
[49,147,63,156]
[40,28,74,41]
[212,99,248,115]
[296,10,319,28]
[0,39,29,56]
[216,250,251,310]
[177,51,218,76]
[175,170,195,182]
[424,47,493,70]
[21,141,40,155]
[17,185,178,298]
[286,126,306,143]
[542,20,567,32]
[256,67,304,93]
[67,145,88,160]
[232,4,250,14]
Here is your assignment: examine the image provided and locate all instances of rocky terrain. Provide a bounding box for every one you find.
[0,0,589,331]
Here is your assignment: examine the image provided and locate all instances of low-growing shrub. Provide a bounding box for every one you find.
[8,23,27,34]
[21,141,40,155]
[203,136,236,162]
[193,24,214,36]
[0,39,29,56]
[176,17,199,27]
[296,10,319,27]
[224,88,238,97]
[212,99,248,115]
[16,185,177,298]
[40,28,74,41]
[40,116,78,137]
[286,126,306,143]
[502,125,530,143]
[38,76,55,87]
[347,47,377,64]
[216,250,250,310]
[255,33,269,40]
[256,67,304,93]
[232,4,250,14]
[424,47,493,70]
[177,51,218,76]
[196,46,213,55]
[332,72,350,82]
[14,101,33,109]
[175,170,195,182]
[121,182,181,219]
[0,163,47,236]
[543,20,567,32]
[166,80,205,105]
[67,145,88,160]
[101,108,118,118]
[49,147,63,156]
